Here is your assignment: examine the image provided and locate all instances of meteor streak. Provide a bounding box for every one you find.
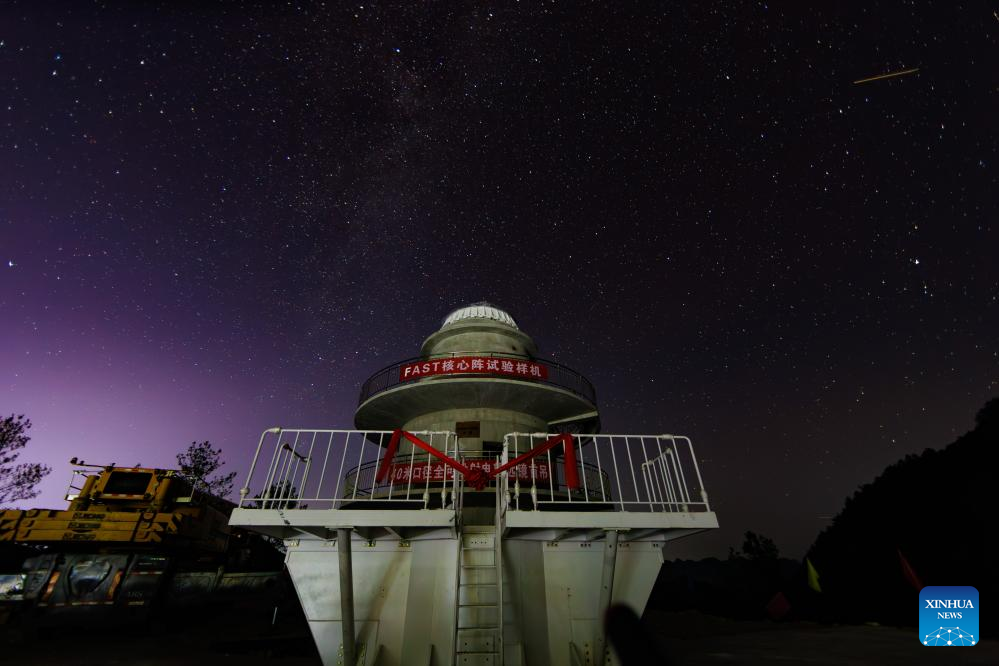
[853,67,920,85]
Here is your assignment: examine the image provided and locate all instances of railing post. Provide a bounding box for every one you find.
[240,427,280,508]
[678,436,710,511]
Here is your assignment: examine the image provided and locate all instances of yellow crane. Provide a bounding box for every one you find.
[0,461,282,623]
[1,462,230,550]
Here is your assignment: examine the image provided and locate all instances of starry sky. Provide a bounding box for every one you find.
[1,2,996,559]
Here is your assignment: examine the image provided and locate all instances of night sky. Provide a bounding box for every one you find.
[2,2,996,559]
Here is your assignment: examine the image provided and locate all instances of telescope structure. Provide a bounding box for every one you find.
[229,303,718,665]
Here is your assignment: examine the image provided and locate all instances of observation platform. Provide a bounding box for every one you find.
[228,427,718,666]
[228,428,718,543]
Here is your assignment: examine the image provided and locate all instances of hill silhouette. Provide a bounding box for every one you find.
[649,398,996,625]
[806,397,996,625]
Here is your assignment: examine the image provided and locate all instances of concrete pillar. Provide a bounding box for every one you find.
[338,528,356,666]
[593,530,619,665]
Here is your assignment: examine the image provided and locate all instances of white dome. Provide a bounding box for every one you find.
[442,303,518,329]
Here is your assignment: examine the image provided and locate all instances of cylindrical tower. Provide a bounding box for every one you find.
[355,302,600,458]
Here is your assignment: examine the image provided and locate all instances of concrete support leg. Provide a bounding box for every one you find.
[338,528,356,666]
[593,530,619,665]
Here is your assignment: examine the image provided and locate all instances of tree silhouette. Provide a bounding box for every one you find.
[743,531,780,561]
[249,480,305,509]
[176,440,237,498]
[728,531,780,561]
[0,414,51,507]
[975,397,999,433]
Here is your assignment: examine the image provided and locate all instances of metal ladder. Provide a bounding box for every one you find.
[454,525,502,665]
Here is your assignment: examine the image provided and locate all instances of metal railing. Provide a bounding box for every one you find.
[237,429,459,510]
[237,429,710,515]
[499,433,711,513]
[357,352,597,405]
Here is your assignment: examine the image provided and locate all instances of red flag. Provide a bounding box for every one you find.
[766,591,791,620]
[897,548,923,590]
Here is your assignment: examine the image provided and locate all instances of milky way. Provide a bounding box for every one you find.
[1,2,996,558]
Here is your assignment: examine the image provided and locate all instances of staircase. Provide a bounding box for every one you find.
[455,526,503,665]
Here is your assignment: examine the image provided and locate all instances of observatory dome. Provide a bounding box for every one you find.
[442,303,518,329]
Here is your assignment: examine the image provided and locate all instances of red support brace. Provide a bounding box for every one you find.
[375,429,476,485]
[492,433,579,489]
[375,430,579,491]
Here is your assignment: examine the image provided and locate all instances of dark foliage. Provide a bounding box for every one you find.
[249,480,305,509]
[176,440,237,499]
[0,414,51,507]
[728,530,780,561]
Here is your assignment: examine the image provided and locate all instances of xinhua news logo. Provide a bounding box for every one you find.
[920,586,979,646]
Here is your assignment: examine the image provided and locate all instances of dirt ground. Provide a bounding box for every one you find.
[645,610,997,666]
[1,610,994,665]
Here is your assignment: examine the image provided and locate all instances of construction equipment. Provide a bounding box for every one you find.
[0,461,285,625]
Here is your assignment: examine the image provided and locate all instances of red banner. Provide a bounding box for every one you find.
[386,459,551,484]
[399,356,548,381]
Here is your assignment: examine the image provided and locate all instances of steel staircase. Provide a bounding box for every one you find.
[455,525,504,665]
